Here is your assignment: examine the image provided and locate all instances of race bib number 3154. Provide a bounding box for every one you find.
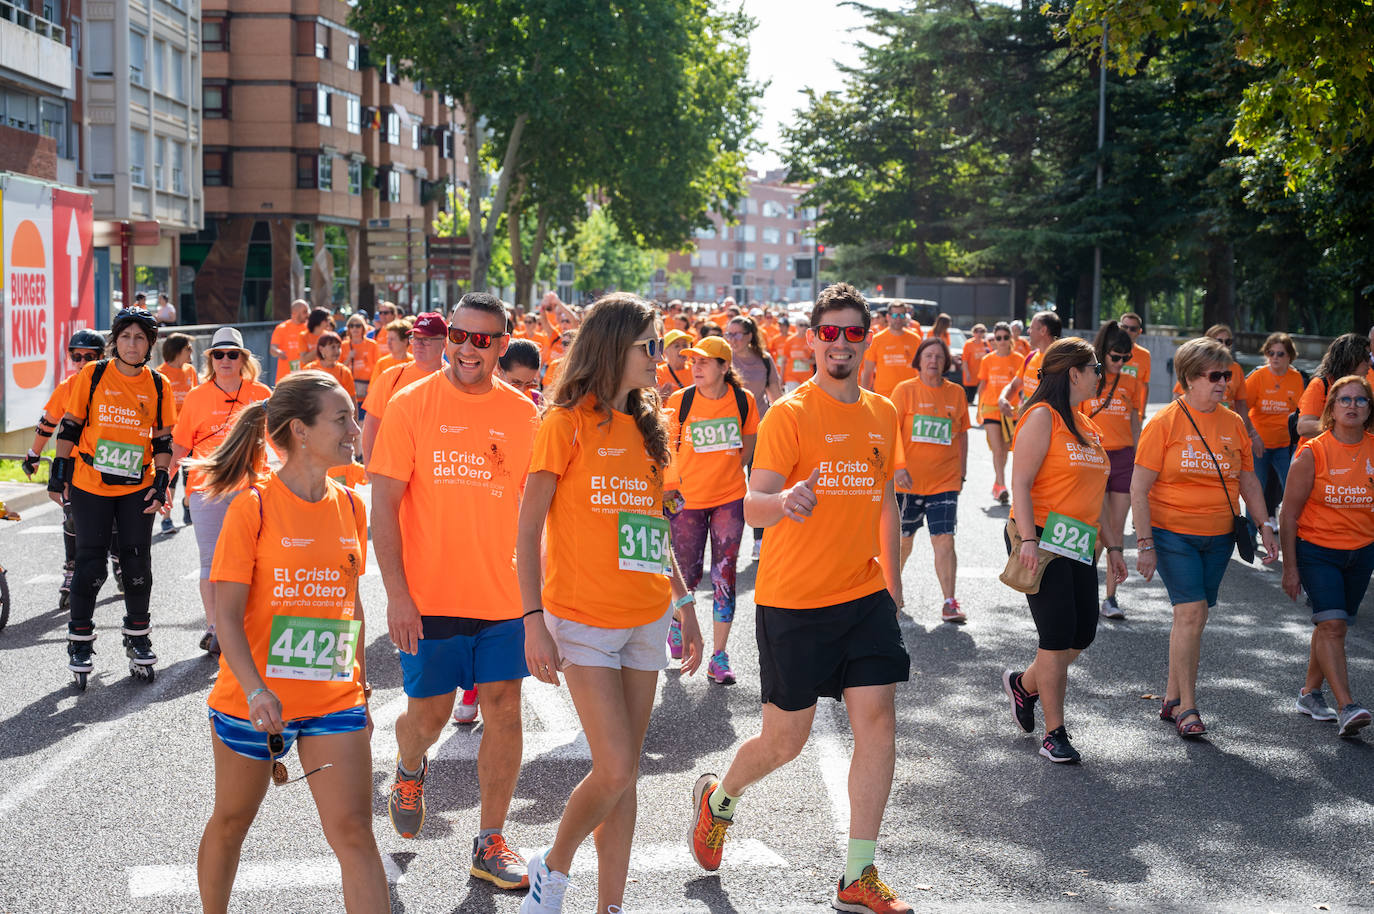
[267,616,361,681]
[618,512,671,574]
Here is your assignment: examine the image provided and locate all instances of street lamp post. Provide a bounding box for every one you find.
[1090,21,1107,330]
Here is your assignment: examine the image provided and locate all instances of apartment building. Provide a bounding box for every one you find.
[186,0,460,325]
[79,0,203,305]
[666,168,815,305]
[0,0,76,183]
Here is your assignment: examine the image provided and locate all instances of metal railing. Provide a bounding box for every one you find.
[0,0,66,43]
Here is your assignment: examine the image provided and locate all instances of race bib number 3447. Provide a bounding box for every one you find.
[618,512,671,574]
[93,438,143,478]
[267,616,361,681]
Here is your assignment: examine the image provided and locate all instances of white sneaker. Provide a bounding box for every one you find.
[520,849,570,914]
[750,539,761,561]
[452,688,479,725]
[1099,595,1126,620]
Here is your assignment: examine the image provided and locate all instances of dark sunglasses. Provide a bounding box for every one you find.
[267,732,332,788]
[1215,338,1235,347]
[815,325,867,343]
[1088,362,1104,376]
[1266,349,1289,358]
[630,337,665,359]
[69,351,100,363]
[1200,369,1231,383]
[1121,324,1142,333]
[211,350,242,361]
[993,334,1011,341]
[446,327,506,348]
[505,377,540,391]
[1108,352,1132,363]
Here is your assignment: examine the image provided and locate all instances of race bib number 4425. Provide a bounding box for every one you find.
[267,616,361,681]
[618,512,671,574]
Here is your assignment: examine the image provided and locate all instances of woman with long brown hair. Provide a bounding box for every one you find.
[518,294,703,914]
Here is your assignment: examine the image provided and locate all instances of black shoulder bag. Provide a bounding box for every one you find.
[1176,400,1257,563]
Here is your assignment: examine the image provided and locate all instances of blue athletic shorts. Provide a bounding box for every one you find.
[1152,526,1233,608]
[208,705,367,761]
[398,618,528,698]
[1296,537,1374,625]
[896,490,959,538]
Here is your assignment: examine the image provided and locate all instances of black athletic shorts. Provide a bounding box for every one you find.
[756,589,911,712]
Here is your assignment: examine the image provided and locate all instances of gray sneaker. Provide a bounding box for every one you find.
[387,755,427,838]
[1337,704,1372,738]
[1297,688,1337,721]
[471,833,529,890]
[1099,595,1126,620]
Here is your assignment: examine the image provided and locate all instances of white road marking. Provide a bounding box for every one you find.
[127,852,409,898]
[183,569,201,580]
[24,574,64,585]
[19,524,63,535]
[809,701,851,853]
[516,839,785,875]
[438,726,589,761]
[0,717,123,819]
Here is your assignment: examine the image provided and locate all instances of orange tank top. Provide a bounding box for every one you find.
[1296,430,1374,550]
[1013,403,1110,528]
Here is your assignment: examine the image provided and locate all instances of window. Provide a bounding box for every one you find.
[690,251,701,267]
[736,225,755,242]
[387,169,401,202]
[741,252,756,269]
[204,84,229,118]
[787,204,796,219]
[171,48,186,101]
[385,110,400,145]
[154,136,165,188]
[762,254,780,270]
[90,22,113,76]
[316,87,332,126]
[720,252,731,269]
[202,19,228,52]
[297,153,318,189]
[383,55,399,84]
[762,228,780,244]
[91,125,114,180]
[204,150,230,186]
[296,87,316,123]
[786,231,797,245]
[411,122,420,150]
[153,39,166,92]
[318,154,332,191]
[698,250,717,267]
[693,225,716,240]
[296,21,328,58]
[172,142,185,193]
[129,29,147,86]
[3,89,37,131]
[346,97,361,134]
[346,42,358,70]
[130,131,147,185]
[39,99,66,157]
[348,159,362,195]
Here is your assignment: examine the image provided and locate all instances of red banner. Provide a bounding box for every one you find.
[51,189,94,382]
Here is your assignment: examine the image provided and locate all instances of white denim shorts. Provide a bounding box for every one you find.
[544,605,673,672]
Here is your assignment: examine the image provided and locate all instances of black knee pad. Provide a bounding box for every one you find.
[118,544,153,595]
[73,549,109,596]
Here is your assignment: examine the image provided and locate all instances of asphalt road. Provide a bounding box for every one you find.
[0,420,1371,914]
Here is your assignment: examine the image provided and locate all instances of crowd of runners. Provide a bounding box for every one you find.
[23,285,1374,914]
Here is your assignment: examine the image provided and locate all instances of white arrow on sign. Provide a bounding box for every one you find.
[66,210,81,310]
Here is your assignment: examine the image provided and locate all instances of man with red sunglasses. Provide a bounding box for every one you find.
[359,312,448,463]
[690,283,913,914]
[369,292,540,892]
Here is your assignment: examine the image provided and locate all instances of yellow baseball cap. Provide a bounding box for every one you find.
[682,336,733,363]
[664,329,693,348]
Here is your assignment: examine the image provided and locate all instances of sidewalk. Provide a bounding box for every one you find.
[0,482,53,517]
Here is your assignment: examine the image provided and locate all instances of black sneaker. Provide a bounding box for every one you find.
[1040,726,1081,763]
[1002,669,1038,733]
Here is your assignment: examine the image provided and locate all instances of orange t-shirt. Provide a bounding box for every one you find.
[362,361,436,423]
[271,320,307,381]
[530,400,671,628]
[1013,337,1031,357]
[961,338,988,386]
[665,385,760,509]
[544,356,566,394]
[1295,430,1374,549]
[1079,372,1141,451]
[172,378,273,493]
[373,352,412,381]
[1172,363,1245,409]
[1245,366,1304,448]
[164,362,198,408]
[782,334,814,384]
[1012,403,1109,528]
[977,352,1022,421]
[542,335,567,367]
[1018,349,1046,405]
[327,461,368,489]
[341,336,379,383]
[1121,343,1152,413]
[207,474,367,720]
[315,361,356,396]
[1297,376,1330,443]
[41,373,83,423]
[657,362,689,398]
[891,376,970,495]
[752,380,900,609]
[298,329,324,365]
[862,328,922,398]
[1136,399,1253,536]
[65,361,178,497]
[369,372,538,619]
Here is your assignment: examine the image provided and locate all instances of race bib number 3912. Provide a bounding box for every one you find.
[267,616,361,681]
[690,417,743,453]
[617,512,671,574]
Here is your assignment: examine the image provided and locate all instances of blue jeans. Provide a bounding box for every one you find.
[1251,443,1292,523]
[1296,537,1374,625]
[1152,526,1233,607]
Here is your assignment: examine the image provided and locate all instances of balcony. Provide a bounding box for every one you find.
[0,0,71,93]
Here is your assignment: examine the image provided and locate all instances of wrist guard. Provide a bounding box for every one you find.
[151,433,173,456]
[22,450,40,477]
[48,455,74,493]
[149,467,171,505]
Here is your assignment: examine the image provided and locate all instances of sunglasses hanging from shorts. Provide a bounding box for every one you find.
[267,732,333,787]
[446,327,506,349]
[815,325,867,343]
[210,350,242,361]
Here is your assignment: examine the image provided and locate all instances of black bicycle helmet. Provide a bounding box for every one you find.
[111,307,160,343]
[68,329,106,352]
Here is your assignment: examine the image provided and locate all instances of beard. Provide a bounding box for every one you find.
[824,358,856,381]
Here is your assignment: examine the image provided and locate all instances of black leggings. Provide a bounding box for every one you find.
[68,486,154,635]
[62,502,119,565]
[1006,525,1099,652]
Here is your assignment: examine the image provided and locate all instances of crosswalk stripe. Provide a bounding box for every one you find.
[19,525,63,535]
[24,574,63,585]
[518,839,785,875]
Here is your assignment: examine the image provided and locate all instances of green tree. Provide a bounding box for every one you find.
[567,208,657,297]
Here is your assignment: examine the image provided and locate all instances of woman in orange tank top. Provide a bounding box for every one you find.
[1279,375,1374,737]
[1003,338,1125,764]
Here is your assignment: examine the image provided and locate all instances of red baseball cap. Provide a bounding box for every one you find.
[409,312,447,337]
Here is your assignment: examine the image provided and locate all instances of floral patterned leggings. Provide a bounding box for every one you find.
[669,499,745,623]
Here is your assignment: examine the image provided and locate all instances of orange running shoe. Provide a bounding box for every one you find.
[688,772,731,871]
[833,865,912,914]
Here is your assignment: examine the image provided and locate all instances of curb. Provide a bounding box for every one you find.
[0,483,55,517]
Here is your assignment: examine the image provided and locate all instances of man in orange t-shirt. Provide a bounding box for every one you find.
[369,293,539,885]
[781,319,815,390]
[961,324,989,402]
[999,311,1061,414]
[360,313,446,463]
[269,299,309,383]
[688,283,913,913]
[859,300,922,397]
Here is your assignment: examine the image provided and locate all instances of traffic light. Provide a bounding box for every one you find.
[876,284,884,295]
[817,244,826,257]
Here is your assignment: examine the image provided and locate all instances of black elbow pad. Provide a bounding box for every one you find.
[151,433,173,456]
[56,418,84,443]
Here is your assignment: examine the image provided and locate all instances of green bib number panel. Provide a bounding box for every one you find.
[618,512,671,574]
[689,417,743,453]
[1041,511,1096,564]
[910,415,952,445]
[93,439,144,479]
[267,616,362,682]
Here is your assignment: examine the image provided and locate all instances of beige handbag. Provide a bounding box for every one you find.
[999,519,1061,594]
